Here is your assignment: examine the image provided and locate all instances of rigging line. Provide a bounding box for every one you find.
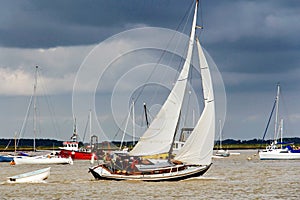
[37,69,61,139]
[199,0,204,28]
[145,105,155,124]
[4,139,12,150]
[142,104,156,124]
[82,112,90,143]
[169,111,182,159]
[196,0,204,39]
[169,1,199,129]
[141,1,195,127]
[120,104,133,150]
[36,99,41,138]
[111,99,134,141]
[170,1,195,86]
[112,106,132,141]
[260,98,277,149]
[133,0,195,104]
[114,101,144,143]
[17,94,33,148]
[112,1,195,141]
[160,0,194,92]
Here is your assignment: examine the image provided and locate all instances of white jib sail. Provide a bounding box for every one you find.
[174,38,216,165]
[130,2,199,156]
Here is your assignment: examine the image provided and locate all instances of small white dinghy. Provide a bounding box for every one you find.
[7,167,50,183]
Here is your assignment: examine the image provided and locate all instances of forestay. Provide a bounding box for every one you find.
[129,2,199,156]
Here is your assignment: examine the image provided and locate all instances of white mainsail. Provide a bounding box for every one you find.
[174,38,215,165]
[129,2,199,156]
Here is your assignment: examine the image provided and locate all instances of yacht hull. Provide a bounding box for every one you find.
[259,151,300,160]
[13,156,73,165]
[89,164,211,182]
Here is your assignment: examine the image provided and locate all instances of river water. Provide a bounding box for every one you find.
[0,150,299,199]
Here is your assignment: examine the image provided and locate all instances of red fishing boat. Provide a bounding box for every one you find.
[59,120,96,160]
[59,141,95,160]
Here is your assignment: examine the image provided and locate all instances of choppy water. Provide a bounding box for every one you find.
[0,150,299,200]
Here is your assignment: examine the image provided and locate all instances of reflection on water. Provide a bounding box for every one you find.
[0,150,299,199]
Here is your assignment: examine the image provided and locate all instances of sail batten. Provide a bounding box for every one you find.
[129,2,199,156]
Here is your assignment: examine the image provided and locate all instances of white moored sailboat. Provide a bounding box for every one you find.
[11,66,73,165]
[259,84,300,160]
[215,120,230,157]
[89,0,217,181]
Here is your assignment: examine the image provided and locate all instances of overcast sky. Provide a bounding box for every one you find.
[1,0,300,142]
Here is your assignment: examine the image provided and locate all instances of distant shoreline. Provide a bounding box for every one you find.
[1,137,299,151]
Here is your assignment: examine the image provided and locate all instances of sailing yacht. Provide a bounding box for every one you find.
[89,0,217,181]
[259,84,300,160]
[12,66,73,165]
[215,120,230,157]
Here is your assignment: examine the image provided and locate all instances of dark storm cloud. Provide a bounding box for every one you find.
[193,0,300,96]
[1,0,300,57]
[1,0,300,139]
[0,0,192,48]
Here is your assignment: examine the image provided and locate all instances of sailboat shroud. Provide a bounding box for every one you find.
[12,66,74,165]
[89,0,217,181]
[129,1,198,157]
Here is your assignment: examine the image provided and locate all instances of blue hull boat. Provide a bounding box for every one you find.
[0,155,14,162]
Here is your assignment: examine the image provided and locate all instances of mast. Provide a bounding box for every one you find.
[72,117,77,142]
[33,66,38,151]
[274,83,280,143]
[132,101,135,145]
[280,119,283,148]
[143,103,149,128]
[129,0,199,156]
[219,120,222,149]
[120,103,133,150]
[168,111,181,160]
[14,131,17,156]
[89,109,92,146]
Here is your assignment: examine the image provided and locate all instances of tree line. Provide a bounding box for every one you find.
[1,137,299,149]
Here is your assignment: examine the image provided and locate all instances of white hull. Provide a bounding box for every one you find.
[259,151,300,160]
[215,149,230,157]
[89,164,211,181]
[89,1,218,182]
[7,167,50,183]
[13,156,73,165]
[259,85,300,160]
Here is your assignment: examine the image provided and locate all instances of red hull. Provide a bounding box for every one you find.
[59,149,95,160]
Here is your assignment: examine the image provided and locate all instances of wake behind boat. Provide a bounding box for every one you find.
[89,0,219,181]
